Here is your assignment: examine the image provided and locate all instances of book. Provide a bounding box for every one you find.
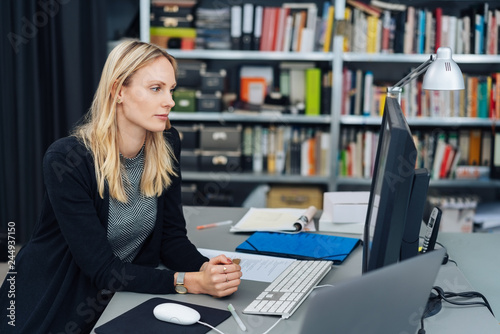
[370,0,406,12]
[458,130,470,165]
[347,0,381,18]
[362,71,373,115]
[242,126,253,171]
[230,6,242,50]
[481,130,492,166]
[260,7,278,51]
[241,3,254,50]
[404,6,415,54]
[274,7,290,51]
[305,68,321,115]
[431,133,446,180]
[439,144,454,179]
[491,132,500,179]
[235,231,361,263]
[283,2,318,52]
[290,128,301,174]
[434,7,442,51]
[253,6,263,50]
[366,15,379,53]
[252,125,263,173]
[322,3,334,52]
[468,129,482,165]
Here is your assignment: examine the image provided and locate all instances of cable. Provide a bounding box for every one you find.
[433,286,495,316]
[314,284,335,289]
[197,320,225,334]
[262,316,284,334]
[418,286,495,334]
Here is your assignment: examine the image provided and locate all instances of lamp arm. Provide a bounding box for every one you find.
[389,56,434,92]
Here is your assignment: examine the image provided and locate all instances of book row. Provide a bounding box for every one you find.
[172,59,333,115]
[346,0,500,55]
[242,125,331,176]
[150,1,500,55]
[342,68,500,118]
[339,127,495,180]
[150,2,337,52]
[179,125,331,177]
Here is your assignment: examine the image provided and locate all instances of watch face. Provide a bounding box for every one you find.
[175,285,188,294]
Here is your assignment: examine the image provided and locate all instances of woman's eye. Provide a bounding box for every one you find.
[151,87,161,92]
[170,89,175,94]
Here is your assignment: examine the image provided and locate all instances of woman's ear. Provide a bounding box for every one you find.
[111,81,124,104]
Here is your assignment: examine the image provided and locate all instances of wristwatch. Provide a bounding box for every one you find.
[175,272,187,294]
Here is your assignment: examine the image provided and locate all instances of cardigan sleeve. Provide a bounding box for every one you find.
[159,128,209,271]
[43,138,178,294]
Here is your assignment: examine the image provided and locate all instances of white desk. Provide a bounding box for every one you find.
[92,206,500,333]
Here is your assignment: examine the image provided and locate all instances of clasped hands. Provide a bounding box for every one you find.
[182,254,243,297]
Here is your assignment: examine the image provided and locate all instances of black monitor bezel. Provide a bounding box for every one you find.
[362,96,418,273]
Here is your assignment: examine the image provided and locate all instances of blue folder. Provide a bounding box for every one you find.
[235,232,360,264]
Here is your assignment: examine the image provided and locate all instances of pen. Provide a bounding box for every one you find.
[196,220,233,230]
[228,303,247,332]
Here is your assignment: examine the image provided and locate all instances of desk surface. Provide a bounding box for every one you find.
[93,206,500,333]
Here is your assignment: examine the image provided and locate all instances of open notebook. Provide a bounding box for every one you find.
[230,207,316,232]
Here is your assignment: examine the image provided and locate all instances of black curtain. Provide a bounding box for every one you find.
[1,0,107,243]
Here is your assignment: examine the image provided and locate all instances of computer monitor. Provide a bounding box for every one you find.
[362,96,429,273]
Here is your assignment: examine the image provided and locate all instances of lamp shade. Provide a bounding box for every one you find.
[422,47,465,90]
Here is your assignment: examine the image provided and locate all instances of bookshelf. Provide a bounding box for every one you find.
[139,0,340,206]
[334,0,500,203]
[139,0,500,205]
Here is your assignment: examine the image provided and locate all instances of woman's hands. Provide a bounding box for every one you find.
[180,254,242,297]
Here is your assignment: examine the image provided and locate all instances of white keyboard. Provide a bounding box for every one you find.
[243,260,332,319]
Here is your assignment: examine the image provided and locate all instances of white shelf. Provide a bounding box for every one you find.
[182,172,330,184]
[167,49,334,61]
[343,52,500,64]
[171,112,331,124]
[340,115,499,127]
[337,177,500,188]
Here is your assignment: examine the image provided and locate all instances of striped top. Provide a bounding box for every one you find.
[107,146,157,263]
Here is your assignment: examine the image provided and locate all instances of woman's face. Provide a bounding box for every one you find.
[116,56,176,137]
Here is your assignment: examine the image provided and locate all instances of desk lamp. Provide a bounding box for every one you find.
[385,47,464,323]
[387,47,465,101]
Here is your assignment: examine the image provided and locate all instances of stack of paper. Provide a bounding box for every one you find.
[319,192,370,234]
[473,202,500,232]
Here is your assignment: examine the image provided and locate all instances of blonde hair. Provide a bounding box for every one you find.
[73,40,178,202]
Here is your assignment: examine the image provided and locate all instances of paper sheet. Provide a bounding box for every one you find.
[198,248,295,283]
[229,207,316,232]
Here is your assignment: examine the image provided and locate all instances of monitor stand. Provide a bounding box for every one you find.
[424,292,442,318]
[400,168,430,261]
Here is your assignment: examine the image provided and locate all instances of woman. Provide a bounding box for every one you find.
[0,40,242,333]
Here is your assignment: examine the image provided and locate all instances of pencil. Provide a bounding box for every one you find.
[196,220,233,230]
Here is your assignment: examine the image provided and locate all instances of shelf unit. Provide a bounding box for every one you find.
[139,0,500,201]
[139,0,341,195]
[333,0,500,201]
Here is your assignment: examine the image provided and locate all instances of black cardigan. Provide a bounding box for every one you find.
[0,127,208,333]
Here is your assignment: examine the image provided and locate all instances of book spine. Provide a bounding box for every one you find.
[230,6,242,50]
[241,4,254,50]
[305,68,322,115]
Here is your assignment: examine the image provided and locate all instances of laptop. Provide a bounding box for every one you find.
[300,248,445,334]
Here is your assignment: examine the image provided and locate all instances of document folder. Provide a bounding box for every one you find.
[235,232,360,264]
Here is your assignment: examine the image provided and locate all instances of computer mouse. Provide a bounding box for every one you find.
[153,302,201,325]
